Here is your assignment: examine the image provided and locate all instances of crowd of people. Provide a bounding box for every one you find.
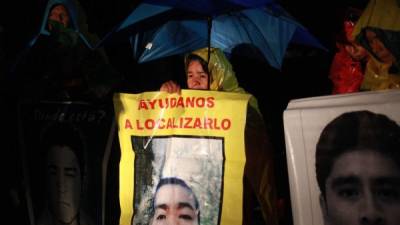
[329,0,399,94]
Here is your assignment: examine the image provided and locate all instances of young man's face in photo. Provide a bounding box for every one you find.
[320,149,400,225]
[47,145,81,224]
[152,184,199,225]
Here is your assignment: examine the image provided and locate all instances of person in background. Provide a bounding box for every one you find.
[329,7,369,94]
[160,47,261,114]
[13,0,121,101]
[352,0,400,91]
[160,47,278,225]
[316,110,400,225]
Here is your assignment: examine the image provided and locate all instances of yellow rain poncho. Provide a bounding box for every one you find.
[185,47,262,115]
[352,0,400,90]
[186,47,278,225]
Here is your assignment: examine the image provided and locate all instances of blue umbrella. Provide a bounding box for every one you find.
[131,4,326,69]
[97,0,274,46]
[141,0,273,15]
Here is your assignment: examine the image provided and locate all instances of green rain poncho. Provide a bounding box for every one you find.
[185,47,262,115]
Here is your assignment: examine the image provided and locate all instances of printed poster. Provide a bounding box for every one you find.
[283,90,400,225]
[19,100,115,225]
[113,90,250,225]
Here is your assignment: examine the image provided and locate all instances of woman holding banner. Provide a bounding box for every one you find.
[159,47,278,225]
[160,48,260,114]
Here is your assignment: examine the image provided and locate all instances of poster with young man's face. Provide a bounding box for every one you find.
[283,90,400,225]
[114,90,250,225]
[131,136,224,225]
[19,101,115,225]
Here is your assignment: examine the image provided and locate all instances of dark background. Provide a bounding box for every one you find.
[0,0,369,224]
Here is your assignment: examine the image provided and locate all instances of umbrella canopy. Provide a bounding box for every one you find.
[97,0,274,47]
[142,0,273,15]
[131,4,326,69]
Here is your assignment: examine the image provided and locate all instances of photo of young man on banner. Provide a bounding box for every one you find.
[114,90,250,225]
[130,136,223,225]
[150,177,200,225]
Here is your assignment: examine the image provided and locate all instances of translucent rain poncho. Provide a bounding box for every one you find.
[186,47,278,225]
[185,47,261,115]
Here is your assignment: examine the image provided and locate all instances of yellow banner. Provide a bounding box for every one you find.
[113,90,250,225]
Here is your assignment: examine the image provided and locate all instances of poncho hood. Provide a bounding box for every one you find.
[185,47,261,114]
[29,0,96,49]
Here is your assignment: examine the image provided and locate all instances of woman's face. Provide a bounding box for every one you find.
[48,5,70,30]
[366,29,396,64]
[187,60,209,90]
